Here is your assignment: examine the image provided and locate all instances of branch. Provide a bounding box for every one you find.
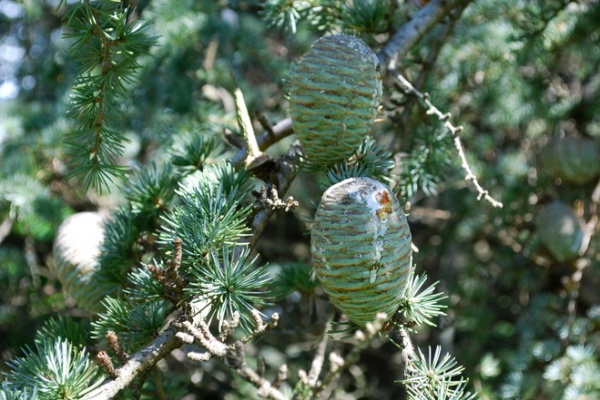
[247,141,303,250]
[80,326,183,400]
[391,1,469,151]
[0,216,15,245]
[391,69,503,208]
[377,0,473,72]
[306,322,331,388]
[178,311,288,400]
[231,117,294,166]
[579,177,600,257]
[312,313,389,399]
[233,84,270,169]
[562,177,600,339]
[228,342,288,400]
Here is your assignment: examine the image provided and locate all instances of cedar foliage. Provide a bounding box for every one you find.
[1,0,600,399]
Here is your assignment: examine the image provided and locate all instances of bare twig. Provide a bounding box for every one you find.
[392,1,469,151]
[579,177,600,256]
[256,112,276,136]
[254,185,299,212]
[313,313,388,399]
[377,0,473,72]
[231,117,294,166]
[181,320,227,356]
[179,312,288,400]
[131,367,152,400]
[0,216,14,245]
[233,84,270,169]
[297,315,334,397]
[307,325,330,388]
[562,177,600,340]
[219,311,241,342]
[228,342,288,400]
[242,310,280,344]
[274,364,288,389]
[391,70,503,208]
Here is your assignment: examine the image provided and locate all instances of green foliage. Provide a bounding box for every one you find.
[91,298,168,354]
[96,206,148,286]
[124,162,177,218]
[34,316,92,349]
[63,0,155,191]
[123,262,166,303]
[186,246,273,333]
[398,129,453,199]
[262,0,337,34]
[159,163,253,263]
[0,382,38,400]
[543,344,600,399]
[327,137,395,185]
[3,339,101,399]
[402,347,476,400]
[2,0,600,398]
[170,130,223,175]
[398,273,447,328]
[340,0,395,36]
[271,262,319,300]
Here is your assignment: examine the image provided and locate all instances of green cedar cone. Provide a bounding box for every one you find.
[539,136,600,185]
[290,34,382,168]
[537,201,584,262]
[311,177,412,326]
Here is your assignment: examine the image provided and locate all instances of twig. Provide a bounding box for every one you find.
[307,325,329,388]
[241,309,280,344]
[131,367,152,400]
[579,177,600,256]
[220,310,241,342]
[392,1,468,151]
[562,177,600,341]
[247,141,303,250]
[377,0,473,72]
[313,314,388,399]
[274,364,288,389]
[80,326,183,400]
[181,320,227,356]
[254,185,299,212]
[391,69,503,208]
[233,83,270,169]
[0,216,14,244]
[397,325,415,365]
[256,112,275,136]
[24,234,42,288]
[148,238,186,304]
[179,312,288,400]
[227,341,288,400]
[231,117,294,166]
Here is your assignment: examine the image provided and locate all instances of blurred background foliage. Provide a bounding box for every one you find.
[1,0,600,398]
